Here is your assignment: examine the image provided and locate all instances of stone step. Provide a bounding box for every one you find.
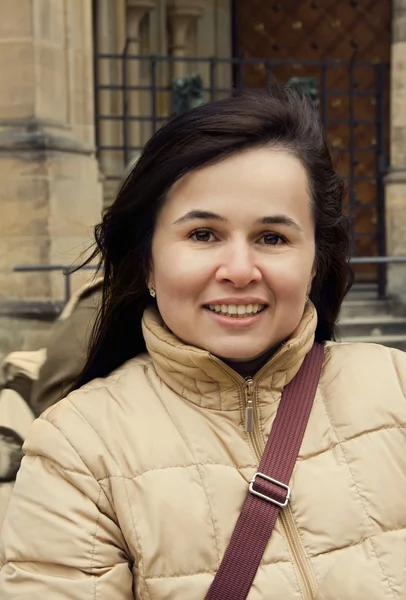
[340,299,391,318]
[338,333,406,352]
[345,287,379,301]
[330,284,406,350]
[341,282,390,317]
[337,315,406,337]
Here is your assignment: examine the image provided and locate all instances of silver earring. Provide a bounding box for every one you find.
[149,288,156,298]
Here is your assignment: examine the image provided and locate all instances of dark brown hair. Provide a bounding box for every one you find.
[72,86,353,389]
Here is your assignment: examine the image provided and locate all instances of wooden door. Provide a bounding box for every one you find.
[233,0,391,281]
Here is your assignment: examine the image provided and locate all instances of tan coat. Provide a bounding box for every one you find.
[1,303,406,599]
[0,278,102,530]
[30,277,102,416]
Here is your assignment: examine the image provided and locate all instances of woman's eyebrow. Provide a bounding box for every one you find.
[258,215,303,232]
[173,211,303,232]
[173,210,227,225]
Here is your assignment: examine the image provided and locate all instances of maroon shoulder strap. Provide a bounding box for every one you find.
[205,343,324,600]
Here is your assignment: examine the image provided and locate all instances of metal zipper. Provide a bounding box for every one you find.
[243,378,317,600]
[244,378,254,433]
[280,508,318,600]
[244,378,264,458]
[208,353,317,598]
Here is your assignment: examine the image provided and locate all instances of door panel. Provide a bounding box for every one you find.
[234,0,390,281]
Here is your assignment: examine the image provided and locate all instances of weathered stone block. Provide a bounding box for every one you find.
[34,0,64,44]
[0,145,101,300]
[0,179,49,237]
[0,237,51,300]
[0,0,34,38]
[385,170,406,303]
[36,43,67,122]
[0,152,47,178]
[0,41,35,119]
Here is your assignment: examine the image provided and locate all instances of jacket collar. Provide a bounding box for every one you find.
[142,302,317,410]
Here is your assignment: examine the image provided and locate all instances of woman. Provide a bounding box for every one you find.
[1,88,405,599]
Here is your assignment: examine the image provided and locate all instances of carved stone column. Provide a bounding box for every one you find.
[0,0,102,300]
[126,0,157,159]
[197,0,232,99]
[167,0,208,78]
[385,0,406,304]
[0,0,102,363]
[95,0,123,190]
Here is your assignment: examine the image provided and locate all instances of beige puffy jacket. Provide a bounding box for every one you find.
[1,303,406,599]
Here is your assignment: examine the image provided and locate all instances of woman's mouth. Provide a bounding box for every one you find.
[204,303,267,319]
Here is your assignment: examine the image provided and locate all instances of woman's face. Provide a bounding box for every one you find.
[149,147,316,361]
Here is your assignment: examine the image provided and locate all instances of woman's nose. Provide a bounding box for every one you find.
[215,242,262,288]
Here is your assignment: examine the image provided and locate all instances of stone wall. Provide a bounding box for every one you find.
[385,0,406,305]
[0,0,102,366]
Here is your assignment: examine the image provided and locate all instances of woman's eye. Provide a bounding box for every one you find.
[260,232,286,245]
[189,229,216,242]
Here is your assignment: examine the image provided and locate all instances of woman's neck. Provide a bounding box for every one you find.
[221,345,281,379]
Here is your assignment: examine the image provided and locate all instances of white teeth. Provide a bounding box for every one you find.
[206,304,265,318]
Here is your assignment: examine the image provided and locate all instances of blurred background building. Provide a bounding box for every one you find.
[1,0,406,364]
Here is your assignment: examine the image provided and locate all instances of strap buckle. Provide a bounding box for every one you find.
[249,472,290,508]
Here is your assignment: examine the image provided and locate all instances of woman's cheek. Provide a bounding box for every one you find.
[265,261,310,291]
[155,257,209,298]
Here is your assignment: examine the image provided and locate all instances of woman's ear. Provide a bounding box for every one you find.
[147,270,156,298]
[147,268,155,291]
[311,255,317,279]
[308,259,317,294]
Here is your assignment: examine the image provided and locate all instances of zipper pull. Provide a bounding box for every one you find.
[244,378,254,433]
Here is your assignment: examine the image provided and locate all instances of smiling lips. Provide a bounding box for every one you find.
[205,303,267,318]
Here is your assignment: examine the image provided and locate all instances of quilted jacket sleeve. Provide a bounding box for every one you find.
[390,347,406,396]
[0,414,134,600]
